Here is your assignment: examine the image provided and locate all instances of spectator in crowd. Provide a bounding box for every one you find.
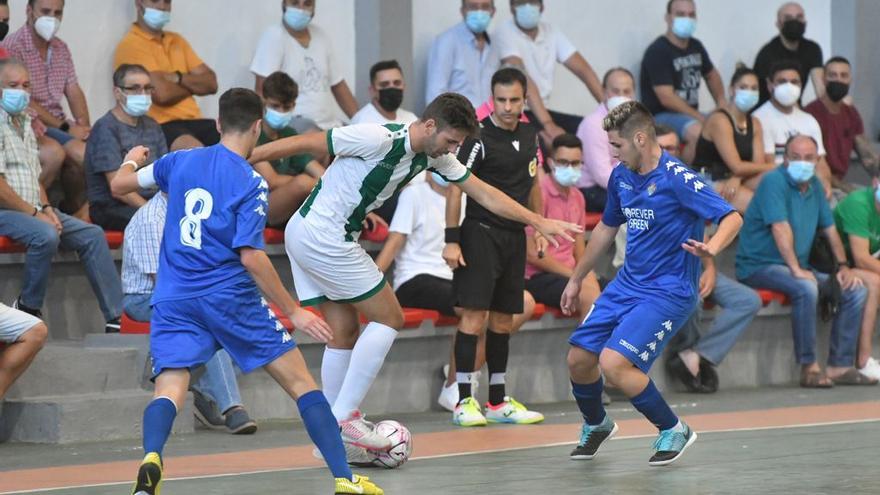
[0,59,122,331]
[833,178,880,381]
[84,64,165,230]
[805,57,879,189]
[122,193,258,434]
[525,134,600,317]
[640,0,726,164]
[737,135,875,388]
[351,60,418,126]
[495,0,603,144]
[114,0,220,151]
[374,171,536,412]
[425,0,500,109]
[754,2,824,106]
[577,67,634,212]
[693,66,771,212]
[0,0,10,58]
[5,0,89,218]
[753,60,832,194]
[252,71,324,227]
[250,0,358,131]
[0,303,47,402]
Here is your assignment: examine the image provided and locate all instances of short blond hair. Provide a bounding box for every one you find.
[602,100,655,139]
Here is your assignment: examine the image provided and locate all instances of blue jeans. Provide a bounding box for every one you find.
[123,293,243,413]
[0,209,122,321]
[654,111,701,140]
[741,264,866,366]
[669,274,763,364]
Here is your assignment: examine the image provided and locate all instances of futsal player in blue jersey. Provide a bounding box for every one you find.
[560,101,743,466]
[111,89,384,495]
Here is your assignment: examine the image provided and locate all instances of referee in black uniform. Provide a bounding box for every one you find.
[443,67,546,426]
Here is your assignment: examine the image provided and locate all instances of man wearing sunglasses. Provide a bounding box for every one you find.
[84,64,167,230]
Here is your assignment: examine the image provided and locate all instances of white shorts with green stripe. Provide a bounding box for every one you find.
[285,215,385,307]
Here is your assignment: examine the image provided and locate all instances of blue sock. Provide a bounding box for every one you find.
[298,390,353,480]
[143,396,177,457]
[630,380,678,431]
[571,378,607,426]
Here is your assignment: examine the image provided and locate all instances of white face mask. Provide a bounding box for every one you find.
[773,82,802,107]
[606,95,632,112]
[34,16,60,41]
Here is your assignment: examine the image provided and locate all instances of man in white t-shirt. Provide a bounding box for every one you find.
[753,59,832,193]
[351,60,418,126]
[495,0,603,144]
[250,0,358,130]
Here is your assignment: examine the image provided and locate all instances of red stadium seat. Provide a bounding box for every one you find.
[436,314,459,327]
[359,308,440,329]
[264,228,285,244]
[360,221,389,243]
[757,289,789,306]
[531,303,546,320]
[0,236,25,253]
[546,306,567,318]
[105,231,124,249]
[584,212,602,231]
[120,312,150,334]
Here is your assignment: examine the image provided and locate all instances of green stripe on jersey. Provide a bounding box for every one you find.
[299,178,323,218]
[326,129,335,156]
[343,135,407,241]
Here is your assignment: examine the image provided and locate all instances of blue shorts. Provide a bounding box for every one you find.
[44,127,75,146]
[654,112,701,140]
[569,286,695,373]
[150,282,295,377]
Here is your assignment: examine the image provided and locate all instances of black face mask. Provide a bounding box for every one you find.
[0,22,8,41]
[377,88,403,113]
[825,81,850,103]
[781,19,806,42]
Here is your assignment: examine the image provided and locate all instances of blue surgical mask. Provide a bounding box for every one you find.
[123,94,152,117]
[264,108,294,130]
[143,8,171,31]
[284,7,313,31]
[787,160,816,183]
[514,3,541,30]
[431,172,449,188]
[552,165,582,187]
[465,10,492,34]
[733,89,759,113]
[875,186,880,204]
[671,17,696,39]
[1,88,30,114]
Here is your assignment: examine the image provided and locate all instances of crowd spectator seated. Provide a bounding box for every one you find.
[250,0,358,131]
[754,2,824,106]
[0,0,9,58]
[84,64,164,230]
[0,59,122,331]
[639,0,726,164]
[121,193,258,434]
[114,0,220,151]
[692,66,772,212]
[252,71,324,227]
[425,0,500,109]
[0,303,47,406]
[805,57,879,191]
[576,67,635,213]
[351,60,418,127]
[736,135,874,388]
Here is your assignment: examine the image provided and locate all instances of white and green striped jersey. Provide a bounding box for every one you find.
[298,123,470,241]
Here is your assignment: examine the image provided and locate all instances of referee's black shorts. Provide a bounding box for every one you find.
[453,218,525,314]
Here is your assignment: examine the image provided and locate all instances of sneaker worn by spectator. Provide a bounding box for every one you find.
[192,389,257,435]
[438,364,480,412]
[12,298,42,319]
[858,357,880,381]
[105,317,121,333]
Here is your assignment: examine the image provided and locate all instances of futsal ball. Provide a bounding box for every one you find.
[367,420,413,469]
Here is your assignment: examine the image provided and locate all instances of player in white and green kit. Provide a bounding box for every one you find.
[250,93,581,452]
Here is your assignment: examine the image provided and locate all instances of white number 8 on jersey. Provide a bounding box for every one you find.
[180,188,214,250]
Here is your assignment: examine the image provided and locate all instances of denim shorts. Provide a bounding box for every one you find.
[654,112,701,139]
[44,126,75,146]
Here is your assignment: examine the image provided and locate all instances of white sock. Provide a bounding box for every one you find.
[331,322,397,421]
[320,347,352,408]
[671,420,686,433]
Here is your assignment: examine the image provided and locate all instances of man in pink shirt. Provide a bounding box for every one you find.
[526,134,600,319]
[576,68,636,212]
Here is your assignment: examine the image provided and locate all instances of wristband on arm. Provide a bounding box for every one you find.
[444,227,460,244]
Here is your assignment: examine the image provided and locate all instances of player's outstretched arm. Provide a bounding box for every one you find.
[457,174,583,247]
[682,212,743,258]
[249,131,329,165]
[111,145,153,196]
[240,247,334,343]
[560,221,617,316]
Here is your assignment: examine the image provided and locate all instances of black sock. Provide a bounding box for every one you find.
[453,331,479,401]
[486,329,510,406]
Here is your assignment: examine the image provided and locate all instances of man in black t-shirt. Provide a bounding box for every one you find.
[754,2,824,106]
[443,67,545,427]
[639,0,726,165]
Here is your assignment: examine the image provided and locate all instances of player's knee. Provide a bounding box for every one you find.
[598,350,630,379]
[567,347,598,376]
[459,310,488,334]
[386,308,405,330]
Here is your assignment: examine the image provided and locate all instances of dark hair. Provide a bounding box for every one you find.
[602,67,635,89]
[369,60,402,85]
[491,67,527,95]
[262,71,298,105]
[730,64,758,86]
[0,1,8,6]
[422,92,478,137]
[767,59,802,81]
[113,64,149,88]
[552,133,582,151]
[602,101,656,139]
[784,134,818,155]
[218,88,264,134]
[825,56,851,70]
[654,124,676,137]
[666,0,693,14]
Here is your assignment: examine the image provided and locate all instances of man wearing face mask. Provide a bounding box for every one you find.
[84,64,165,231]
[426,0,500,108]
[737,135,874,388]
[251,0,358,131]
[352,60,417,127]
[754,2,824,106]
[577,68,636,213]
[805,57,878,188]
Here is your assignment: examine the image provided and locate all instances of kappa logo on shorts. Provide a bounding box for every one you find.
[639,351,650,362]
[275,320,285,331]
[662,320,673,331]
[618,339,640,355]
[282,332,292,343]
[655,330,665,341]
[647,341,657,352]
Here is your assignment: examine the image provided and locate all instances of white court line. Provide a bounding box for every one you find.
[4,417,879,494]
